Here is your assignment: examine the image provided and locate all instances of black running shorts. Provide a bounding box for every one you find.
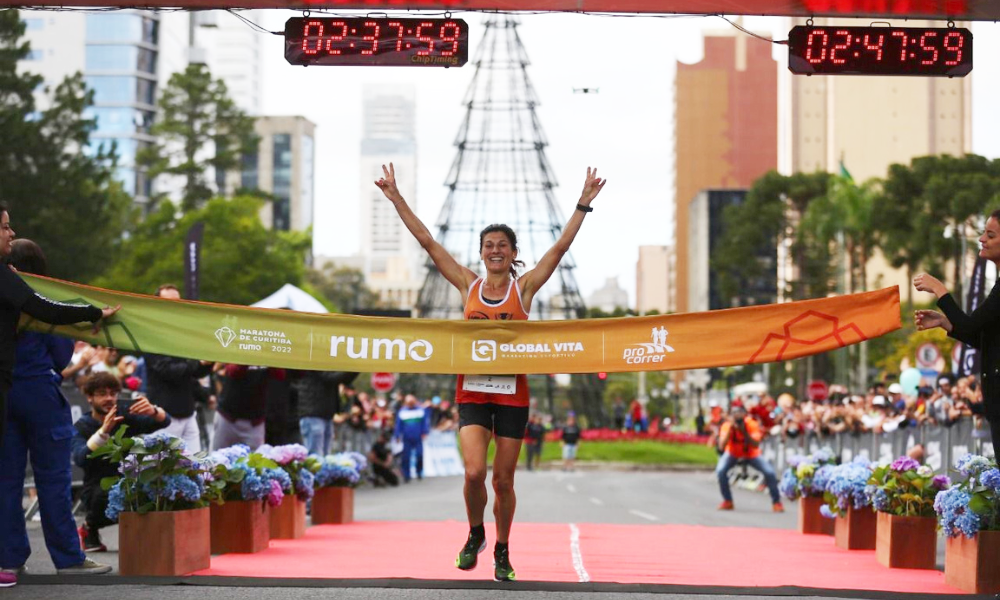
[458,403,530,440]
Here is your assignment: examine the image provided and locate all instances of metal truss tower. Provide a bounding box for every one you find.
[415,16,586,322]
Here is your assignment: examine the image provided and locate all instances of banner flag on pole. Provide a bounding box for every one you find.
[183,221,205,301]
[957,256,987,377]
[20,274,901,375]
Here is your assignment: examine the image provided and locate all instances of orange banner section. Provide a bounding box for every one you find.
[24,275,900,374]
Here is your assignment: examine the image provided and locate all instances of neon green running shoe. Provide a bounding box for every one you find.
[493,546,516,582]
[455,535,486,570]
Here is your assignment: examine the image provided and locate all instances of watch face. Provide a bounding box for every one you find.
[285,17,469,67]
[788,25,972,77]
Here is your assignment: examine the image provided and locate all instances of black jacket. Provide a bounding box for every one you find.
[291,371,359,420]
[939,285,1000,421]
[144,353,212,419]
[0,267,101,389]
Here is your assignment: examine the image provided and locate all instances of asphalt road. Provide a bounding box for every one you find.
[9,468,944,600]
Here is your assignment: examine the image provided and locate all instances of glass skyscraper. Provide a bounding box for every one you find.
[83,11,159,204]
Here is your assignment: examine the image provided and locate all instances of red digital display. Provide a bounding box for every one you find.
[788,25,972,77]
[284,17,469,67]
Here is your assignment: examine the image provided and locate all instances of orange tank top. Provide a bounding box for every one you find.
[455,278,530,407]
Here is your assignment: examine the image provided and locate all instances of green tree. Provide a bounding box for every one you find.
[714,170,832,304]
[138,64,258,212]
[874,154,1000,309]
[306,262,381,313]
[94,196,310,305]
[0,10,133,282]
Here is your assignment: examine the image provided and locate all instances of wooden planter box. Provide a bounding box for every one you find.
[834,505,877,550]
[312,486,354,525]
[945,530,1000,594]
[210,500,270,554]
[269,496,306,539]
[799,496,835,535]
[875,511,937,569]
[119,508,211,576]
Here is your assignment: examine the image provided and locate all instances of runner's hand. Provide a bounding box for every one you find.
[578,167,607,207]
[374,163,404,204]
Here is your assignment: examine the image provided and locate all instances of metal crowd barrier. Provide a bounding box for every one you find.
[759,418,995,475]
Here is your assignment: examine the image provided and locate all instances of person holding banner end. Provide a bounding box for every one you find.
[0,206,119,588]
[914,210,1000,446]
[375,163,606,582]
[0,205,120,445]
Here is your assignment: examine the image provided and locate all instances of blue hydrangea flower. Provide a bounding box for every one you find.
[979,468,1000,492]
[956,454,992,478]
[934,487,980,538]
[139,430,184,452]
[240,468,272,501]
[779,468,800,500]
[105,480,126,522]
[295,468,315,500]
[267,467,292,492]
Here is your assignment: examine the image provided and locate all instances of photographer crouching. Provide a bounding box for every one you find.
[715,403,784,513]
[71,372,170,552]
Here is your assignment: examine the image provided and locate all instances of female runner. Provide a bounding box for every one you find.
[375,163,605,581]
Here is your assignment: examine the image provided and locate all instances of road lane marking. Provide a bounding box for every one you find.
[569,523,590,582]
[629,509,659,521]
[567,484,577,493]
[589,497,604,506]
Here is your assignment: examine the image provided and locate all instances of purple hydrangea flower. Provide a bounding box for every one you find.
[889,456,920,472]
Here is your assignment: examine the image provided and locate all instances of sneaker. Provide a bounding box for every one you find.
[0,572,15,588]
[717,500,734,510]
[56,558,112,575]
[493,546,516,582]
[78,525,107,553]
[773,502,786,513]
[455,534,486,570]
[0,565,26,575]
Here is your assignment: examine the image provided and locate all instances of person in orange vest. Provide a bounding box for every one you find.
[715,404,784,512]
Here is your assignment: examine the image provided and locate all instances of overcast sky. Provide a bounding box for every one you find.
[257,12,1000,305]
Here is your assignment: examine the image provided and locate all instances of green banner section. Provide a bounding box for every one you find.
[22,274,902,375]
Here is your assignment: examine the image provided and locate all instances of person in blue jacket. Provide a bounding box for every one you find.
[394,393,430,482]
[0,239,113,578]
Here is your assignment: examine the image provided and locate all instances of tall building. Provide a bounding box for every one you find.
[636,245,673,315]
[243,116,315,234]
[20,10,262,208]
[688,190,777,312]
[20,10,160,205]
[673,30,779,315]
[586,277,630,313]
[358,84,421,309]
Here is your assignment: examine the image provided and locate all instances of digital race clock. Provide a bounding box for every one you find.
[787,25,972,77]
[284,17,469,67]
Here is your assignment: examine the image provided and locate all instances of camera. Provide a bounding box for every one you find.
[117,390,137,415]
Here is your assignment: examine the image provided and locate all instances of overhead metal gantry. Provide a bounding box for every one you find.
[0,0,994,21]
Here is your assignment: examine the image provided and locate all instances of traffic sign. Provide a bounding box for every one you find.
[916,342,941,369]
[807,380,829,401]
[371,372,396,392]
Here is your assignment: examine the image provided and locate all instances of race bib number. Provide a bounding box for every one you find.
[462,375,517,395]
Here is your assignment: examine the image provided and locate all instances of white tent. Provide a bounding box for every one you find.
[252,284,328,314]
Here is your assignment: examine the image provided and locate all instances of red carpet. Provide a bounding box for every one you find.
[194,521,962,594]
